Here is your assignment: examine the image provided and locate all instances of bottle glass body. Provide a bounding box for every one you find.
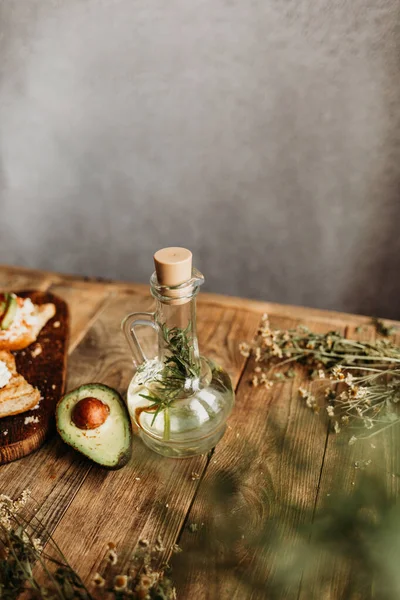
[124,272,234,458]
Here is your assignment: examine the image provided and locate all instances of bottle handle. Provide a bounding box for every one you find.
[121,312,158,367]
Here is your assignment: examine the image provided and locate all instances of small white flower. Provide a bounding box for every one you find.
[318,369,325,379]
[93,573,105,588]
[271,344,283,358]
[348,436,357,446]
[155,535,165,552]
[355,387,368,399]
[139,574,153,589]
[114,574,128,591]
[107,548,118,565]
[239,342,251,358]
[331,365,344,380]
[306,394,317,409]
[326,405,335,417]
[32,537,43,553]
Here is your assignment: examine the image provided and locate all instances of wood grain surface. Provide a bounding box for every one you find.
[0,264,398,599]
[171,317,343,599]
[0,291,69,464]
[48,293,261,583]
[298,325,400,600]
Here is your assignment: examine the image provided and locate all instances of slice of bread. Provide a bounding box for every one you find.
[0,350,40,418]
[0,299,56,351]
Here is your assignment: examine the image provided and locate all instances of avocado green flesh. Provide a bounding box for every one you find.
[56,384,132,469]
[1,295,18,330]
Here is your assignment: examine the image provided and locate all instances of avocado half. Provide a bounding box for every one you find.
[56,383,132,469]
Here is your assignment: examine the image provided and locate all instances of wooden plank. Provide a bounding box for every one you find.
[46,295,260,584]
[173,316,345,600]
[0,265,55,292]
[199,294,400,330]
[299,326,400,599]
[0,287,251,538]
[49,282,112,352]
[196,302,259,388]
[1,265,398,595]
[0,267,113,352]
[0,285,120,520]
[3,264,397,329]
[0,291,68,464]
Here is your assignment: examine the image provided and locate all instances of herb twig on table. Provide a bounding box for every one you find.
[0,491,177,599]
[239,313,400,441]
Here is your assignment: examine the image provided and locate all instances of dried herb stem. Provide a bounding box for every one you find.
[240,314,400,440]
[0,492,176,598]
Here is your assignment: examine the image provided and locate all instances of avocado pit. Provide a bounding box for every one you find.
[71,397,110,430]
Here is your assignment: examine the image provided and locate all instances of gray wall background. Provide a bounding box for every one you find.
[1,1,399,318]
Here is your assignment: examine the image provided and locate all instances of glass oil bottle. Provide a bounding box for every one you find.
[122,247,234,458]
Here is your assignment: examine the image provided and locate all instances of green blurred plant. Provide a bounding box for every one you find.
[0,492,176,599]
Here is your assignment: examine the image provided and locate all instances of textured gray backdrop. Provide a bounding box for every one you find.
[1,1,399,318]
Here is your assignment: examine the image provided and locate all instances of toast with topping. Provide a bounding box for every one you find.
[0,294,55,351]
[0,350,40,418]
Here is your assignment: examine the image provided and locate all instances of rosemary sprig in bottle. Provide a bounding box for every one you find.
[139,322,200,440]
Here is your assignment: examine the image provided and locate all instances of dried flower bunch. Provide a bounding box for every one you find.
[0,491,176,599]
[0,490,91,599]
[92,537,177,599]
[240,314,400,440]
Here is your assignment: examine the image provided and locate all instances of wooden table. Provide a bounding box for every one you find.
[0,265,399,599]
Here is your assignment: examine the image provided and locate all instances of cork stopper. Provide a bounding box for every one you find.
[154,247,193,287]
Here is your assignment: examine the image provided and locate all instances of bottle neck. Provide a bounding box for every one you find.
[155,296,200,369]
[150,267,204,374]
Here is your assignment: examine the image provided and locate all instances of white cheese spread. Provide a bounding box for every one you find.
[0,298,38,342]
[0,360,11,389]
[24,416,39,425]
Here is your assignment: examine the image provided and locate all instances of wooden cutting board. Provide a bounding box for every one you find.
[0,291,69,464]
